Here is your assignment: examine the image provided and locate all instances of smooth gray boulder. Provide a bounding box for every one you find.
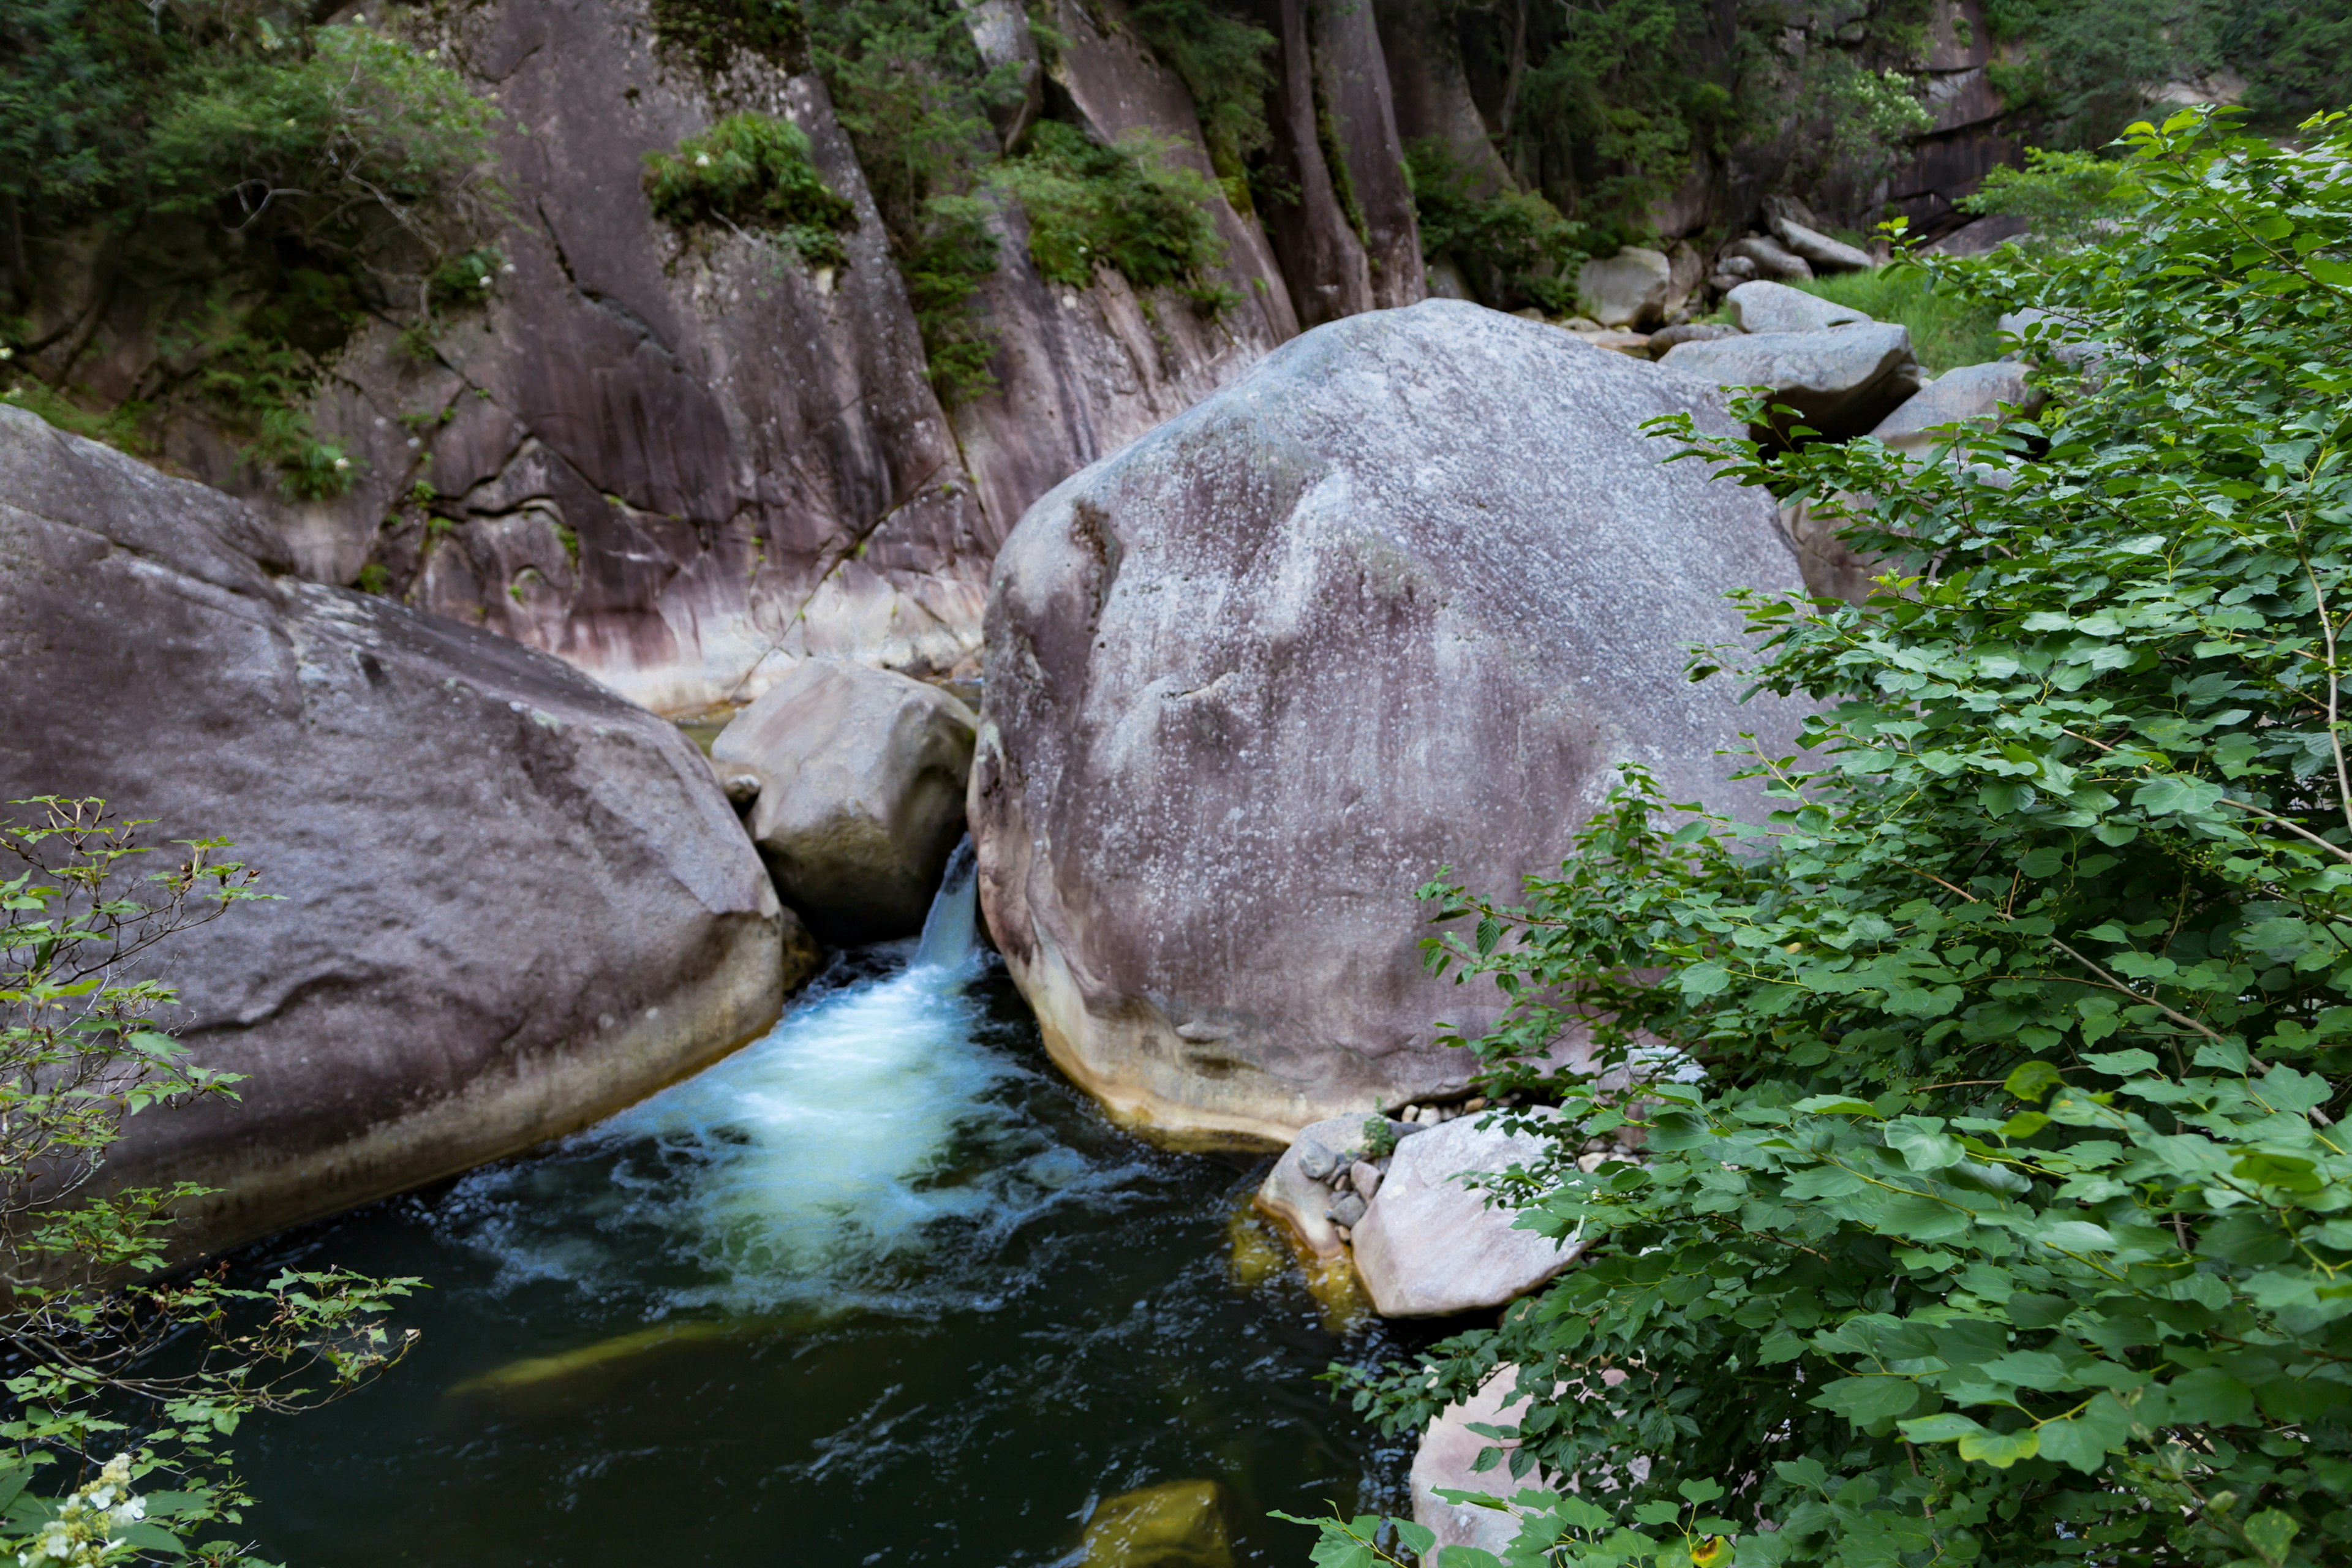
[1576,246,1675,328]
[0,406,809,1254]
[1870,361,2044,458]
[1660,323,1921,440]
[1352,1110,1576,1316]
[1646,322,1740,356]
[1772,217,1873,273]
[713,660,978,946]
[971,300,1806,1143]
[1724,233,1813,281]
[1724,279,1869,336]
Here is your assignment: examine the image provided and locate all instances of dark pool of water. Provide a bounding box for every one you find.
[228,940,1422,1567]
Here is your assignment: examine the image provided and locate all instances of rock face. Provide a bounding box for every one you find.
[1725,280,1868,336]
[304,12,995,715]
[1660,323,1923,441]
[712,660,978,945]
[1576,247,1676,329]
[971,301,1806,1144]
[1350,1112,1576,1317]
[939,0,1303,582]
[0,406,807,1253]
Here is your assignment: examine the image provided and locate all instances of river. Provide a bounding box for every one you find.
[230,848,1422,1566]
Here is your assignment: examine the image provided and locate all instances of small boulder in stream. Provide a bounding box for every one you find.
[712,660,978,945]
[1350,1111,1576,1317]
[971,301,1806,1144]
[0,406,809,1254]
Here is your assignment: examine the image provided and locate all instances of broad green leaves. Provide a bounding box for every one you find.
[1343,107,2352,1568]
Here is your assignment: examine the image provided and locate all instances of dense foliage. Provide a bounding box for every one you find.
[643,112,859,269]
[1788,268,2002,373]
[1404,138,1591,315]
[990,122,1234,309]
[0,3,497,495]
[0,801,414,1566]
[1125,0,1276,213]
[1308,107,2352,1568]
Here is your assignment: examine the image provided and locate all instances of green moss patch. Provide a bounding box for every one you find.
[644,113,859,268]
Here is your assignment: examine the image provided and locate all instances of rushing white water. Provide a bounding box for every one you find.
[444,840,1110,1316]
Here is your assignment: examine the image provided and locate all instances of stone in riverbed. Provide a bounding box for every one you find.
[1646,322,1740,356]
[971,300,1806,1144]
[1328,1191,1368,1227]
[713,660,978,946]
[1659,323,1921,441]
[1082,1478,1235,1568]
[1350,1159,1384,1199]
[1350,1111,1579,1317]
[0,405,809,1255]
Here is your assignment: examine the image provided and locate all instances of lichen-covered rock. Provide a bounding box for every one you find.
[971,301,1806,1143]
[0,406,809,1254]
[1660,323,1922,440]
[713,660,978,944]
[1350,1112,1577,1317]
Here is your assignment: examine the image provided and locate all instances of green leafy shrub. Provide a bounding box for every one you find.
[1958,145,2139,250]
[649,0,811,77]
[1124,0,1275,210]
[1313,107,2352,1568]
[805,0,1023,394]
[0,799,417,1565]
[644,113,859,268]
[0,9,498,498]
[1790,266,2003,372]
[1403,138,1590,313]
[901,193,1001,404]
[990,121,1232,309]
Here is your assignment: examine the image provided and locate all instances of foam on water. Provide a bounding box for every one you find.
[445,840,1110,1314]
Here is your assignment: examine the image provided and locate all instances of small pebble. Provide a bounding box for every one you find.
[1334,1223,1352,1243]
[1327,1192,1367,1227]
[1414,1105,1442,1126]
[1464,1096,1488,1112]
[1297,1139,1338,1181]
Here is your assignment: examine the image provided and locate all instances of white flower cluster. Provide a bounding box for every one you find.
[17,1455,145,1567]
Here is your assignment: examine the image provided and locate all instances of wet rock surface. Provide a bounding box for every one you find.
[713,660,978,946]
[973,301,1804,1143]
[0,406,807,1254]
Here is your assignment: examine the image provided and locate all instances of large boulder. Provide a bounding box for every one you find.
[712,660,978,945]
[1349,1112,1577,1316]
[1724,233,1813,282]
[1576,246,1675,329]
[970,300,1806,1144]
[0,407,809,1253]
[1659,323,1923,441]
